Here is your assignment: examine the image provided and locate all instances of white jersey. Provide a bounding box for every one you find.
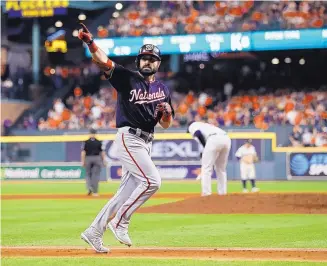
[235,144,257,158]
[188,122,227,141]
[236,144,257,179]
[235,144,257,164]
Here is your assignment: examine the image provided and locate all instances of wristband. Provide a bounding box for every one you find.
[88,40,98,53]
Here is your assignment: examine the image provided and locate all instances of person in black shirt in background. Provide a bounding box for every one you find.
[81,128,106,196]
[289,125,303,147]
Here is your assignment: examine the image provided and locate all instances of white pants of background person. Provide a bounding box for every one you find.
[201,134,231,196]
[240,162,256,180]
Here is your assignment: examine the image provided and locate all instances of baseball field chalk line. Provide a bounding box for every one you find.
[2,246,327,262]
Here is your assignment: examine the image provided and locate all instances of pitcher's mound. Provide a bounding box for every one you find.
[140,193,327,214]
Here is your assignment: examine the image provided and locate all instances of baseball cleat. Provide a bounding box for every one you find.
[242,188,249,193]
[107,221,132,247]
[251,187,260,192]
[81,228,109,253]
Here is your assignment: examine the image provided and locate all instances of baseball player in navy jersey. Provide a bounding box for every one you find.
[77,23,174,253]
[187,122,231,196]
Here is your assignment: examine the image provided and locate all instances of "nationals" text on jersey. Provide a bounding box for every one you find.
[129,88,166,104]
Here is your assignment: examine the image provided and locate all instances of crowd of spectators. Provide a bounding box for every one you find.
[289,125,327,147]
[1,65,30,100]
[242,1,327,31]
[98,1,254,37]
[1,46,34,101]
[42,63,100,89]
[36,85,327,147]
[37,86,116,131]
[96,1,327,38]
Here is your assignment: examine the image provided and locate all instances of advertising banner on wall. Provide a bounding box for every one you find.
[109,164,207,180]
[103,139,202,162]
[6,0,69,18]
[66,138,261,162]
[1,165,85,179]
[287,153,327,180]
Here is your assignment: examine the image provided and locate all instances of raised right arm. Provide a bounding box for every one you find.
[77,23,114,75]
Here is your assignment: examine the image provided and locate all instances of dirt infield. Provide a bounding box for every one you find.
[139,193,327,214]
[2,193,327,214]
[2,247,327,262]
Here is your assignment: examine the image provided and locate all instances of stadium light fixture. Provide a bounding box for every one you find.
[271,58,279,65]
[113,11,119,18]
[284,57,291,64]
[72,30,79,37]
[115,3,123,10]
[299,58,305,65]
[78,13,86,21]
[55,21,63,28]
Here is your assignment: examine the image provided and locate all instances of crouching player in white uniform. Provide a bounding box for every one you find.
[235,139,260,193]
[187,122,231,196]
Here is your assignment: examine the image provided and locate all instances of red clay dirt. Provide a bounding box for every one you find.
[2,247,327,262]
[139,193,327,214]
[2,193,327,214]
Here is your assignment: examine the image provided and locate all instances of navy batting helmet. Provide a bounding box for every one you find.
[135,44,161,75]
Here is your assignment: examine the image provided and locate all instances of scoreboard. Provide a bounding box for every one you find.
[86,28,327,57]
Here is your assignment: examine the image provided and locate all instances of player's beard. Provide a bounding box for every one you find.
[140,65,157,76]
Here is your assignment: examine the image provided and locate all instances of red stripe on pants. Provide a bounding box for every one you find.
[115,133,151,228]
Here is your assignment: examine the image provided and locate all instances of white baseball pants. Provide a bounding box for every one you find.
[240,163,256,180]
[200,134,231,196]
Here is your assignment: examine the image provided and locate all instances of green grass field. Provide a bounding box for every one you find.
[3,258,327,266]
[2,180,327,266]
[2,258,327,266]
[2,180,327,194]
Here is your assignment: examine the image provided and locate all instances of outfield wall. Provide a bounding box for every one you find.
[9,125,294,145]
[2,131,326,181]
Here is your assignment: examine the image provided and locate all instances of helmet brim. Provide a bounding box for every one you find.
[137,52,161,61]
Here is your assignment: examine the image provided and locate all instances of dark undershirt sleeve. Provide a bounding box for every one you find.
[194,130,206,147]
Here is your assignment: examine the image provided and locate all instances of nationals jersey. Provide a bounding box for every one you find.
[106,63,174,133]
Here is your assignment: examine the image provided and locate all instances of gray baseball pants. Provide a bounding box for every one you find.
[85,155,102,193]
[89,127,160,234]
